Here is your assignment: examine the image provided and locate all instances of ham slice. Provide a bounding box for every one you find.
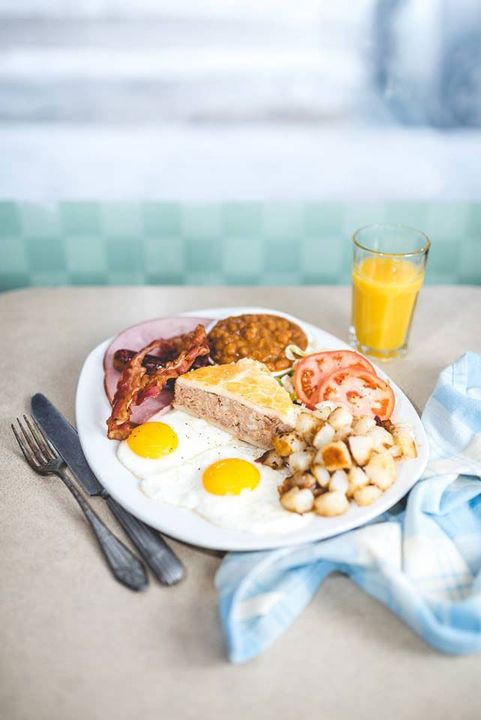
[103,316,212,423]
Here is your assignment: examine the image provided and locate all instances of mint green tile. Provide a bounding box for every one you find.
[466,203,481,235]
[263,236,300,273]
[142,203,182,236]
[221,203,263,236]
[303,203,343,234]
[458,238,481,284]
[222,236,262,278]
[25,236,66,272]
[300,236,348,282]
[184,271,224,285]
[70,271,108,285]
[343,203,389,236]
[184,236,221,273]
[60,203,101,235]
[0,236,28,272]
[19,204,60,238]
[101,203,142,238]
[382,202,428,230]
[262,204,303,238]
[425,242,458,280]
[65,235,107,273]
[260,270,302,285]
[181,205,222,238]
[0,202,21,237]
[30,271,70,286]
[106,236,142,272]
[107,272,145,285]
[143,236,185,283]
[0,272,30,290]
[425,203,468,240]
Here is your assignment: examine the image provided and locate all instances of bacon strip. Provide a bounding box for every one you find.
[107,325,210,440]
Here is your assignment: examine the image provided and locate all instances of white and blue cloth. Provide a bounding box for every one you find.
[215,352,481,662]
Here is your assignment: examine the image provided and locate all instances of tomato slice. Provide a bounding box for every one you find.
[293,350,376,409]
[318,368,395,420]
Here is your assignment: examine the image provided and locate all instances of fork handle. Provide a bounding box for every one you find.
[105,495,185,586]
[55,468,148,591]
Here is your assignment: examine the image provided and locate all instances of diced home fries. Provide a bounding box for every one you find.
[264,405,417,517]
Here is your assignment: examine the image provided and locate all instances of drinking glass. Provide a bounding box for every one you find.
[350,224,430,359]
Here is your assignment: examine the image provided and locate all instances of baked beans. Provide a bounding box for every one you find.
[208,314,308,371]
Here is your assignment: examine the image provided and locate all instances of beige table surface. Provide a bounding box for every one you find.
[1,285,481,720]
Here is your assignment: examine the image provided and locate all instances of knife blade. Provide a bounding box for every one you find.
[31,393,185,586]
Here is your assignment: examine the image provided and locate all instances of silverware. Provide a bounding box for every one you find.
[31,393,185,586]
[11,414,148,592]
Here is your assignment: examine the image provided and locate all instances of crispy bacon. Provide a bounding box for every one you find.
[107,325,210,440]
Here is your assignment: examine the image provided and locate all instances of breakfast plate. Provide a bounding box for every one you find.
[76,306,429,551]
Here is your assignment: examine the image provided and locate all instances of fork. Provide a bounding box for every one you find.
[12,415,148,592]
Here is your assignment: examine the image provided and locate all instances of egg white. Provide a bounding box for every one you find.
[116,408,233,479]
[140,443,313,535]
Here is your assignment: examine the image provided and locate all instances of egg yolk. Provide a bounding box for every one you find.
[127,422,178,459]
[202,458,260,495]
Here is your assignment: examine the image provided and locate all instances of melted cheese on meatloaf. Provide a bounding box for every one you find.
[175,358,298,425]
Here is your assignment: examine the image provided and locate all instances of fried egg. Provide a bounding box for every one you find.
[140,443,312,535]
[116,409,232,478]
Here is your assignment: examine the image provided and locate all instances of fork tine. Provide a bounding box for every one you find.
[11,422,38,468]
[17,417,45,464]
[24,415,56,461]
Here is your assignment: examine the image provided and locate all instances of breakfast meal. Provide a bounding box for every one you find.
[103,311,418,534]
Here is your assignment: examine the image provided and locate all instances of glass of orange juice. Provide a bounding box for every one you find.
[351,224,430,359]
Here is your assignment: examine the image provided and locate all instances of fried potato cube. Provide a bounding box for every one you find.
[334,424,352,441]
[367,426,394,452]
[314,401,338,421]
[280,487,315,514]
[296,412,322,442]
[328,406,353,430]
[392,425,417,459]
[314,490,350,517]
[352,415,376,435]
[347,466,369,498]
[329,470,349,494]
[311,464,331,488]
[312,422,336,449]
[347,435,374,466]
[288,450,315,474]
[289,471,316,490]
[364,452,396,490]
[320,441,352,471]
[353,485,383,507]
[273,432,305,457]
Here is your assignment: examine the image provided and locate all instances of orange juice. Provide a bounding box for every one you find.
[352,256,424,354]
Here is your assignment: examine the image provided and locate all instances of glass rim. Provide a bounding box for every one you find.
[352,223,431,258]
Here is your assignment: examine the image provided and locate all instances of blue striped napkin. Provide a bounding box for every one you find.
[215,352,481,663]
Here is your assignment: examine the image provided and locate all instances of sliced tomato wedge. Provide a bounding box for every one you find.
[318,368,395,420]
[293,350,376,409]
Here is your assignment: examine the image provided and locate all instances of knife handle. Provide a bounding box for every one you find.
[105,496,185,586]
[55,468,148,591]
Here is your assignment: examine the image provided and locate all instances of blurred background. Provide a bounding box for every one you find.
[0,0,480,290]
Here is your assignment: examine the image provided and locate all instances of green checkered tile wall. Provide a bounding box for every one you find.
[0,202,480,291]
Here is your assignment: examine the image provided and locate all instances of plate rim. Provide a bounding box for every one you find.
[75,305,429,551]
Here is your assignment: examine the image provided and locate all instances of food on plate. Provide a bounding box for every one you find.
[260,404,417,517]
[104,316,210,424]
[117,409,233,476]
[294,349,375,409]
[174,357,299,448]
[208,313,308,371]
[107,325,210,440]
[126,434,310,534]
[318,368,395,421]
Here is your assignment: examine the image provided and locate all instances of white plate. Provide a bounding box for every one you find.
[76,306,428,551]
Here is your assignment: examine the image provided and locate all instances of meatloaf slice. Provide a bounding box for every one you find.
[174,382,293,448]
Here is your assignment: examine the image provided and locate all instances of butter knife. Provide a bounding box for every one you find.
[31,394,185,586]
